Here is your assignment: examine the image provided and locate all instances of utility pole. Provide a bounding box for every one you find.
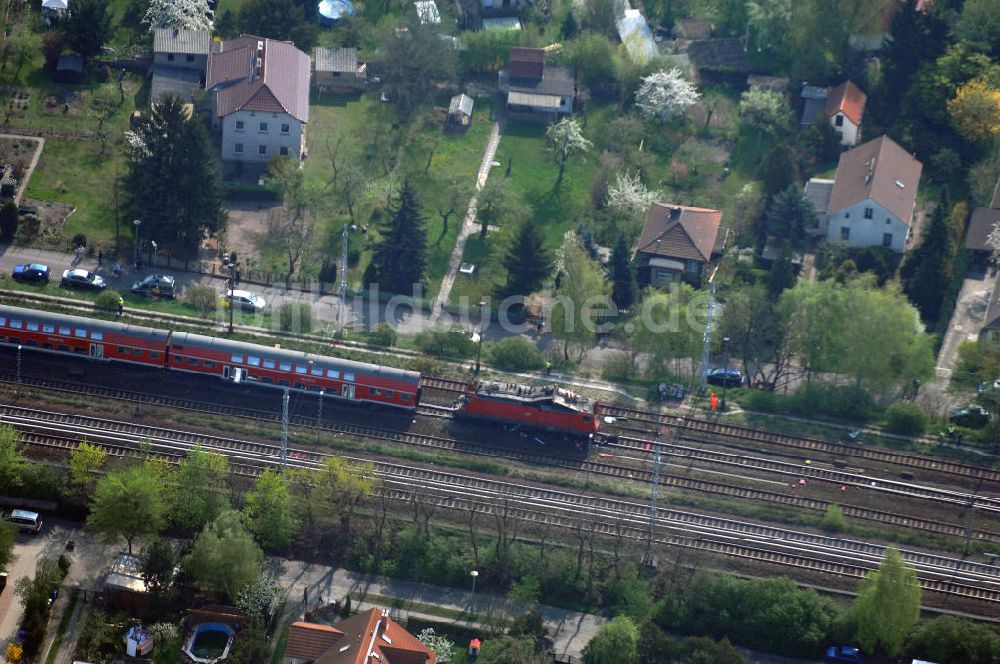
[644,427,665,567]
[280,388,289,472]
[698,270,717,391]
[337,224,355,335]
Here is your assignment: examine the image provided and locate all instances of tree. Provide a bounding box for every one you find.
[909,616,1000,664]
[631,285,702,380]
[0,426,27,495]
[501,221,551,298]
[41,30,64,71]
[953,0,1000,59]
[417,628,454,663]
[0,202,19,243]
[550,238,610,360]
[87,462,169,553]
[758,143,799,203]
[563,32,620,99]
[378,21,457,117]
[237,0,317,50]
[186,284,219,316]
[288,457,376,537]
[123,96,226,257]
[236,571,279,618]
[852,547,920,657]
[587,615,638,664]
[69,442,108,499]
[901,198,953,324]
[242,469,297,551]
[609,234,638,312]
[183,510,264,602]
[605,171,660,216]
[988,222,1000,263]
[140,538,176,596]
[436,176,473,244]
[369,181,427,295]
[62,0,113,61]
[580,0,624,37]
[476,177,527,239]
[718,283,789,385]
[261,157,317,286]
[947,78,1000,145]
[546,118,592,186]
[747,0,792,60]
[738,89,791,137]
[0,521,14,573]
[225,620,270,664]
[143,0,212,30]
[488,337,546,371]
[764,184,817,249]
[476,636,549,664]
[172,444,230,531]
[879,0,948,120]
[634,69,700,123]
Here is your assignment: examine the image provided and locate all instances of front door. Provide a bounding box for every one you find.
[342,384,355,399]
[89,343,104,359]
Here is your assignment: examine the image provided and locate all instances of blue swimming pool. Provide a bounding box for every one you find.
[182,622,235,664]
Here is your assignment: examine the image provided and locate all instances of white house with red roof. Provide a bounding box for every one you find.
[825,81,867,146]
[206,35,311,162]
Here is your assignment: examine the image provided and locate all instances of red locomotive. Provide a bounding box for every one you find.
[455,381,600,436]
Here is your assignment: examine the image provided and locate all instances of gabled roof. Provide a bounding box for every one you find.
[499,64,574,98]
[966,207,1000,253]
[153,28,210,55]
[982,271,1000,331]
[286,623,344,661]
[315,47,358,73]
[636,203,722,263]
[827,135,923,226]
[207,35,310,123]
[824,80,866,125]
[449,93,473,116]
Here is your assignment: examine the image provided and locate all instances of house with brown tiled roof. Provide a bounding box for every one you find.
[207,34,311,162]
[283,608,436,664]
[633,203,723,287]
[498,48,575,122]
[815,135,922,253]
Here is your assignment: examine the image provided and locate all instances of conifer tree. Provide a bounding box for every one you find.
[609,233,638,312]
[901,196,953,324]
[501,221,551,299]
[369,181,427,295]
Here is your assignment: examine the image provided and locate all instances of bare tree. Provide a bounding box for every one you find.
[437,175,472,244]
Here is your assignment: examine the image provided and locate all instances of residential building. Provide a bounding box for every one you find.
[799,80,867,146]
[498,48,575,122]
[633,203,723,286]
[153,28,210,71]
[206,35,311,162]
[685,38,749,83]
[965,174,1000,264]
[40,0,68,21]
[314,47,367,90]
[812,135,922,253]
[283,608,436,664]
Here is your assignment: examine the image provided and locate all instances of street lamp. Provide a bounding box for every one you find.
[149,240,158,267]
[336,224,357,335]
[721,336,730,410]
[474,299,486,374]
[132,219,141,269]
[470,570,478,600]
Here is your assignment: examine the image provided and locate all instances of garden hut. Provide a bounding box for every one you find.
[55,54,84,83]
[446,93,473,132]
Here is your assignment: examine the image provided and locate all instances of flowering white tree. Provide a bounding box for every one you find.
[143,0,213,31]
[634,68,700,123]
[987,221,1000,261]
[606,171,660,214]
[738,88,791,136]
[546,117,592,185]
[417,628,454,663]
[236,571,280,618]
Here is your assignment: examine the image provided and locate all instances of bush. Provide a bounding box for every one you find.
[368,323,397,347]
[822,504,846,533]
[186,284,219,317]
[489,337,545,371]
[415,328,476,359]
[279,302,312,333]
[94,290,122,312]
[884,401,928,435]
[602,352,638,382]
[907,615,1000,664]
[72,233,87,248]
[739,383,876,423]
[318,259,337,284]
[0,202,18,242]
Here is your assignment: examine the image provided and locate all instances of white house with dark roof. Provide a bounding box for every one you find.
[206,35,311,162]
[809,135,922,253]
[498,48,575,122]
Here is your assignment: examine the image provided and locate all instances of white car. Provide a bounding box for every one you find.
[226,289,266,313]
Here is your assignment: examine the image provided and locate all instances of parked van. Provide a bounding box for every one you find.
[4,509,42,534]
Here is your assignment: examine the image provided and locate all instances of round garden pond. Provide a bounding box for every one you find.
[182,622,236,663]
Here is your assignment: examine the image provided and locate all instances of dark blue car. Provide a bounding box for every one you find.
[706,367,744,388]
[11,263,50,284]
[826,646,863,663]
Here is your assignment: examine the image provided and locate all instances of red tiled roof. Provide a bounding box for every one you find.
[207,34,310,123]
[824,80,867,126]
[828,135,923,227]
[286,622,344,661]
[635,203,722,263]
[290,608,436,664]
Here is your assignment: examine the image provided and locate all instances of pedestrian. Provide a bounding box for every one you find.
[117,296,124,317]
[97,249,103,266]
[545,361,552,375]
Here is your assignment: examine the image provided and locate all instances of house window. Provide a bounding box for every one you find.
[560,98,566,106]
[235,120,245,131]
[258,145,267,155]
[259,122,268,132]
[840,226,850,240]
[685,260,700,273]
[864,207,873,219]
[167,53,175,61]
[280,146,289,156]
[835,114,844,127]
[844,212,850,219]
[234,143,244,154]
[186,54,194,62]
[280,123,290,134]
[883,233,892,247]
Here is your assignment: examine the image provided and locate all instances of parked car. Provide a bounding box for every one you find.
[949,405,989,429]
[978,378,1000,395]
[3,509,42,534]
[225,289,266,313]
[705,367,744,388]
[826,646,863,663]
[11,263,50,284]
[131,274,176,299]
[60,268,106,291]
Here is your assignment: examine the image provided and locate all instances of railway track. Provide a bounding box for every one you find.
[12,405,1000,606]
[3,372,997,543]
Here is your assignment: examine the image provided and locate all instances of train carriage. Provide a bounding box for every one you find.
[168,331,421,409]
[0,304,169,367]
[456,381,600,436]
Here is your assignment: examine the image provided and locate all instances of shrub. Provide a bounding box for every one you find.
[94,290,122,312]
[279,302,312,333]
[822,504,846,533]
[884,401,927,435]
[415,328,476,359]
[0,202,18,242]
[739,383,876,423]
[186,284,219,317]
[489,337,545,371]
[368,323,397,348]
[72,233,87,248]
[602,352,638,382]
